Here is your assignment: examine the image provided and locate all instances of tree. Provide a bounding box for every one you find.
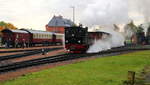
[127,21,138,33]
[124,21,139,44]
[137,25,144,33]
[124,21,137,38]
[0,21,17,31]
[147,25,150,36]
[113,24,120,32]
[0,21,6,26]
[6,23,17,29]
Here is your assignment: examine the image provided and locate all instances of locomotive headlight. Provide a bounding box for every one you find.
[65,40,68,43]
[72,34,74,36]
[78,40,81,43]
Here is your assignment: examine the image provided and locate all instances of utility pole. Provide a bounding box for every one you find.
[71,6,75,24]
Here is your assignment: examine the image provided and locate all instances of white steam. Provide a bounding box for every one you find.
[87,27,125,53]
[81,0,129,26]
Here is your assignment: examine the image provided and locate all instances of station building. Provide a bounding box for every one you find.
[46,15,74,34]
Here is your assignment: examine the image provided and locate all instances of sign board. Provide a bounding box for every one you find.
[128,71,135,85]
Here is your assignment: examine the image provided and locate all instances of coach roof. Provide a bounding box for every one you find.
[25,29,55,35]
[1,29,28,33]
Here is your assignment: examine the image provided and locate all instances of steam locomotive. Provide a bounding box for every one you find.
[65,26,110,53]
[1,29,64,48]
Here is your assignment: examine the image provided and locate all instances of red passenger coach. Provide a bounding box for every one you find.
[1,29,64,48]
[1,29,30,47]
[22,29,63,46]
[25,30,54,45]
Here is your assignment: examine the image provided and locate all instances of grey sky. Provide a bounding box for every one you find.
[0,0,149,30]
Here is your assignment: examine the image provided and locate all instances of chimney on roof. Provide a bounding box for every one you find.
[59,15,63,18]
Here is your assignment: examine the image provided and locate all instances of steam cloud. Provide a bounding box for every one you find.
[87,27,125,53]
[80,0,129,27]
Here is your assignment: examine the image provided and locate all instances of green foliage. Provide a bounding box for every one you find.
[127,21,138,33]
[0,21,6,26]
[147,26,150,36]
[113,24,120,31]
[0,21,17,31]
[1,51,150,85]
[137,25,144,33]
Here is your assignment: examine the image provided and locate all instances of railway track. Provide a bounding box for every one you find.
[0,46,62,53]
[0,47,63,61]
[0,49,42,53]
[0,46,149,74]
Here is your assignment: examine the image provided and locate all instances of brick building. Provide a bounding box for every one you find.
[46,15,74,34]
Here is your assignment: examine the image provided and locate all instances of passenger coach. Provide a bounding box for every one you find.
[1,29,64,48]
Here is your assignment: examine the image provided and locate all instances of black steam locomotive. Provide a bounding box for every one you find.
[64,26,110,53]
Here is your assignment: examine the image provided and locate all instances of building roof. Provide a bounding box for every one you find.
[47,15,74,27]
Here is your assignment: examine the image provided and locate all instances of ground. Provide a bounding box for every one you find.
[0,50,150,85]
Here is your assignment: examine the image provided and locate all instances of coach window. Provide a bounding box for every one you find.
[35,34,37,38]
[47,34,48,38]
[35,34,38,38]
[45,34,47,38]
[43,34,45,38]
[16,34,19,38]
[34,34,36,38]
[36,34,38,38]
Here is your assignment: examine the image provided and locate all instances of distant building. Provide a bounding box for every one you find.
[46,15,74,33]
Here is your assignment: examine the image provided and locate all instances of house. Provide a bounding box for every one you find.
[46,15,74,34]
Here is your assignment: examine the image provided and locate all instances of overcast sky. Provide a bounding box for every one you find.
[0,0,149,30]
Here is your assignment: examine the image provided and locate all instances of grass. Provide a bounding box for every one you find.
[1,50,150,85]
